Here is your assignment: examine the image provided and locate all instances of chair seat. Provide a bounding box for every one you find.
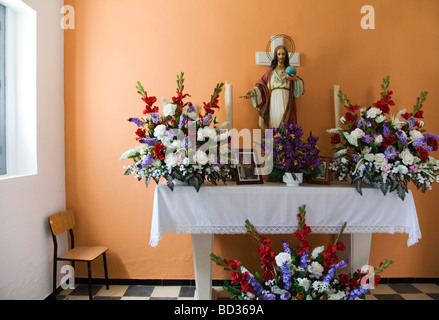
[58,246,108,262]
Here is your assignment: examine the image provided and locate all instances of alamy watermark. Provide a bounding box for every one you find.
[61,5,375,30]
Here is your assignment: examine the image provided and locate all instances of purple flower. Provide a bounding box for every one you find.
[138,137,157,146]
[413,136,426,147]
[361,135,373,144]
[350,155,361,163]
[202,113,212,126]
[128,117,145,127]
[280,292,291,300]
[258,294,276,300]
[383,121,390,136]
[188,103,196,113]
[139,154,153,168]
[281,262,292,290]
[282,241,291,254]
[178,115,186,129]
[406,117,416,130]
[247,274,264,296]
[384,146,397,159]
[300,250,309,268]
[149,112,162,124]
[396,131,408,147]
[345,284,370,300]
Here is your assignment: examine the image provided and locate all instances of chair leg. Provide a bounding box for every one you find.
[103,252,109,290]
[52,259,57,299]
[87,261,93,300]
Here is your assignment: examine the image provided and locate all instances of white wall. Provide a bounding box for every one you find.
[0,0,65,299]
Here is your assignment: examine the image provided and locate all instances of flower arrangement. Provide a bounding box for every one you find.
[120,72,235,192]
[262,123,322,181]
[328,76,439,200]
[211,205,392,300]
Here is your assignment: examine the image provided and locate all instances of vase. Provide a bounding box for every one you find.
[282,172,303,187]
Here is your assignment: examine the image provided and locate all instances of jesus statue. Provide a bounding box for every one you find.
[244,45,304,129]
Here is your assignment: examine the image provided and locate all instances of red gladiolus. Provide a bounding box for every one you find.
[135,128,146,140]
[142,94,157,106]
[414,110,424,118]
[344,112,358,123]
[152,142,166,160]
[373,99,390,114]
[346,104,361,112]
[401,112,412,120]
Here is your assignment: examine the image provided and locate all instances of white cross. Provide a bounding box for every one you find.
[255,35,300,66]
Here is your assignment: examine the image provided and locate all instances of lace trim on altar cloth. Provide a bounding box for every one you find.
[149,225,421,248]
[175,225,421,247]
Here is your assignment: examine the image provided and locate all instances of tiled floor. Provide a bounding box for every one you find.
[56,282,439,300]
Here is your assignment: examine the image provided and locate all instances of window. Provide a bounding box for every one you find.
[0,4,5,175]
[0,0,37,180]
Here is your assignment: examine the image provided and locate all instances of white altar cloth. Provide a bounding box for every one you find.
[150,181,421,248]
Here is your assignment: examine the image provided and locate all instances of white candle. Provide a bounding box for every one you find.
[333,84,341,128]
[225,82,233,129]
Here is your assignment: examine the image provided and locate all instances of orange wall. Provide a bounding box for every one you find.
[65,0,439,279]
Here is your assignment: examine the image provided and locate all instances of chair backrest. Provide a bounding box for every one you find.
[49,210,76,236]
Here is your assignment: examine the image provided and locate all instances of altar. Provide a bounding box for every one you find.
[149,181,421,300]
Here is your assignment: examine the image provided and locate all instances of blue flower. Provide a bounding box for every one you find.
[282,241,291,254]
[281,262,292,290]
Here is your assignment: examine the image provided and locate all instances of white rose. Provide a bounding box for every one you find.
[351,128,365,139]
[375,115,386,123]
[194,150,209,165]
[374,153,387,164]
[366,107,382,118]
[374,134,383,145]
[169,139,181,150]
[203,127,217,140]
[152,159,161,167]
[398,164,408,175]
[182,157,190,166]
[165,153,178,167]
[275,252,292,267]
[163,103,177,117]
[197,128,205,141]
[307,261,324,279]
[364,153,375,162]
[400,148,414,166]
[347,135,359,147]
[153,124,167,138]
[409,130,423,141]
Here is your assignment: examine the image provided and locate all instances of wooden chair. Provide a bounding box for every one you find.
[49,210,109,300]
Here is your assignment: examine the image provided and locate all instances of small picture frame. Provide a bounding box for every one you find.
[309,157,332,185]
[234,149,264,185]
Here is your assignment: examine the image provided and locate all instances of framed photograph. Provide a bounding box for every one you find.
[234,149,264,185]
[309,157,332,185]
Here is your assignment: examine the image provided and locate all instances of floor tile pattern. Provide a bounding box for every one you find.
[56,282,439,300]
